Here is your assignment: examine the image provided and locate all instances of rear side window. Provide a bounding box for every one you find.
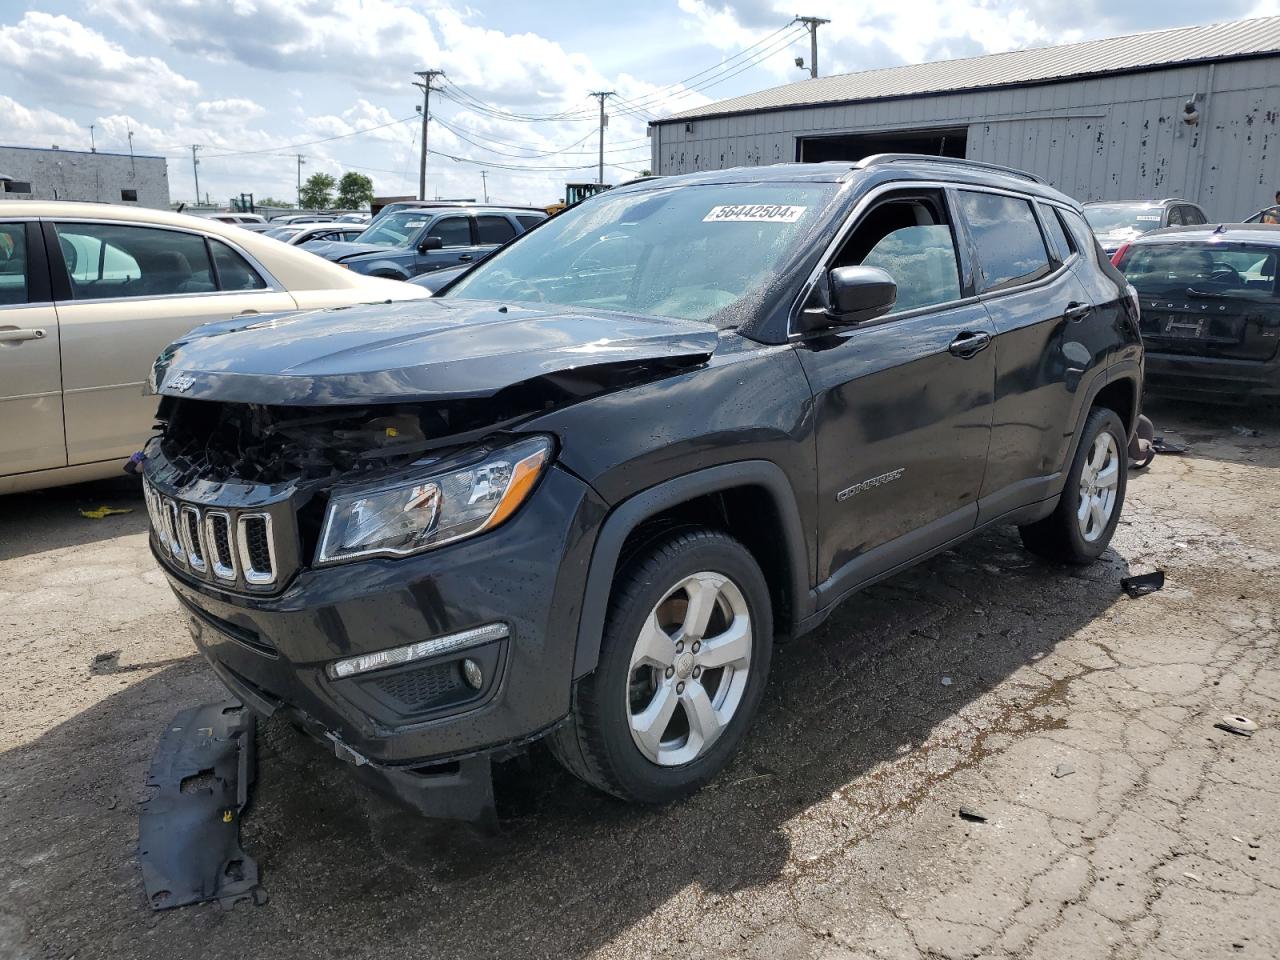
[1122,244,1278,300]
[211,240,267,290]
[476,215,518,245]
[0,223,27,305]
[516,214,544,231]
[1039,205,1075,262]
[958,191,1051,291]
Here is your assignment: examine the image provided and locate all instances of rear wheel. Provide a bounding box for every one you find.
[1019,407,1127,564]
[550,529,772,803]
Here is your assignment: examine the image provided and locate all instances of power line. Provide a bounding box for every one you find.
[432,115,646,157]
[180,114,419,161]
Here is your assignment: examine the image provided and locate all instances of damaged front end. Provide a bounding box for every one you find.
[141,297,717,827]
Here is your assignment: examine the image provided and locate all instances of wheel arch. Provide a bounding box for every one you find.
[572,461,810,679]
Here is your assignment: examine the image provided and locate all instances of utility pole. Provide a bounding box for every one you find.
[793,16,830,79]
[590,91,614,185]
[414,69,445,201]
[296,154,306,208]
[190,145,201,205]
[88,124,96,153]
[480,170,489,203]
[126,125,136,177]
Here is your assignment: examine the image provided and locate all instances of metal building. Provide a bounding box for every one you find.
[651,16,1280,220]
[0,144,170,209]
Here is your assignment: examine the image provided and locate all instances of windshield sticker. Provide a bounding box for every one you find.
[703,204,807,223]
[1135,215,1162,222]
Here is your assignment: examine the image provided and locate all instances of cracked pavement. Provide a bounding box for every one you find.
[1,398,1277,960]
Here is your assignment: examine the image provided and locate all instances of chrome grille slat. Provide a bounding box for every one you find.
[179,505,207,572]
[237,514,277,586]
[162,499,185,563]
[204,511,238,581]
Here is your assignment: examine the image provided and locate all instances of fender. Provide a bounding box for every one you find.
[343,258,410,281]
[1060,359,1141,474]
[572,460,811,679]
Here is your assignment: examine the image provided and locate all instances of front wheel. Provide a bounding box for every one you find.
[1019,407,1128,564]
[550,529,773,804]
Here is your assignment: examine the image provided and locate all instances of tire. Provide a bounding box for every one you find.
[1019,406,1128,564]
[550,528,773,804]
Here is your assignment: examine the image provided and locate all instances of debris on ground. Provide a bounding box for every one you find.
[79,505,133,519]
[1232,425,1262,438]
[1121,571,1166,598]
[123,451,147,475]
[941,676,953,686]
[958,805,988,823]
[90,651,120,675]
[1184,872,1203,882]
[139,701,263,911]
[1215,715,1259,737]
[1152,436,1189,454]
[1052,762,1075,779]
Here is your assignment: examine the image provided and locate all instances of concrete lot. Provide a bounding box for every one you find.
[1,399,1277,960]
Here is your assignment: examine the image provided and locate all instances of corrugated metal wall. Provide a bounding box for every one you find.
[651,58,1280,219]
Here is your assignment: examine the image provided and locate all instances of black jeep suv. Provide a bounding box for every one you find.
[142,155,1142,818]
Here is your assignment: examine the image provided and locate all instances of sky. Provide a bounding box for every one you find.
[2,0,1278,208]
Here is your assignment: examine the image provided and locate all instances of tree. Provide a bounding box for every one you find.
[335,171,374,210]
[298,172,336,210]
[256,196,291,208]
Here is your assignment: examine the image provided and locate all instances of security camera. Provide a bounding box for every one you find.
[795,56,805,69]
[1182,98,1200,126]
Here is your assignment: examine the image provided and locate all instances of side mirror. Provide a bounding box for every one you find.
[826,265,897,325]
[418,235,443,253]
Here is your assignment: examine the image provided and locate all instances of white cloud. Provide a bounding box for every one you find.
[0,11,198,111]
[0,96,84,148]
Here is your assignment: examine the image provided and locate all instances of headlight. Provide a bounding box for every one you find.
[316,436,552,565]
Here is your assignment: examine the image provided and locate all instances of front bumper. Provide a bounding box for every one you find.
[1145,351,1280,399]
[153,463,607,766]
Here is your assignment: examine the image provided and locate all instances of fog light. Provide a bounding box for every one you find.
[462,658,483,690]
[326,622,508,680]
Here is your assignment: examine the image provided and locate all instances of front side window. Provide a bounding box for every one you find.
[958,191,1051,291]
[1182,206,1207,225]
[475,215,517,245]
[832,194,962,314]
[1121,243,1278,301]
[1167,206,1184,226]
[426,216,472,248]
[0,224,27,305]
[211,240,266,290]
[446,182,838,323]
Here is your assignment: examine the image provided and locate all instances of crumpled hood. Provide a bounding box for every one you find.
[316,240,397,262]
[151,298,720,405]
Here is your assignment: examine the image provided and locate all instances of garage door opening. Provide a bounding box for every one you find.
[798,127,968,163]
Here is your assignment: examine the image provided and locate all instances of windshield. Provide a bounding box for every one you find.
[1121,243,1279,300]
[1084,203,1164,237]
[444,183,838,323]
[356,210,432,247]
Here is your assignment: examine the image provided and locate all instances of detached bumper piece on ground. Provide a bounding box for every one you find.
[139,702,263,911]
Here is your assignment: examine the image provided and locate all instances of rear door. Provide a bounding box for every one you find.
[1120,241,1280,362]
[0,220,66,475]
[955,190,1100,515]
[47,220,297,465]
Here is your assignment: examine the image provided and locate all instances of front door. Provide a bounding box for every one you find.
[412,214,477,275]
[0,221,66,476]
[795,189,996,593]
[47,220,297,465]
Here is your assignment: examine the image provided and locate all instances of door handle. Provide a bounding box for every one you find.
[0,327,47,344]
[1064,301,1093,322]
[948,330,991,358]
[457,254,474,262]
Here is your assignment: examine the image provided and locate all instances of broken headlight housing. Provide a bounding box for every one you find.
[316,436,552,565]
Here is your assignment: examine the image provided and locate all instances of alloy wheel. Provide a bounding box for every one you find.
[1077,432,1120,542]
[626,571,753,766]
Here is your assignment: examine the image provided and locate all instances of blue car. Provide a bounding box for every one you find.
[314,206,545,280]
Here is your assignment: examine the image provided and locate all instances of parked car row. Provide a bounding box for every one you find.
[0,202,427,495]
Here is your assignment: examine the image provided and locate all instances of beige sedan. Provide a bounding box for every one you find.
[0,201,427,495]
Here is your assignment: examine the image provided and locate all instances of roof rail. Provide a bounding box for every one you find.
[853,154,1046,184]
